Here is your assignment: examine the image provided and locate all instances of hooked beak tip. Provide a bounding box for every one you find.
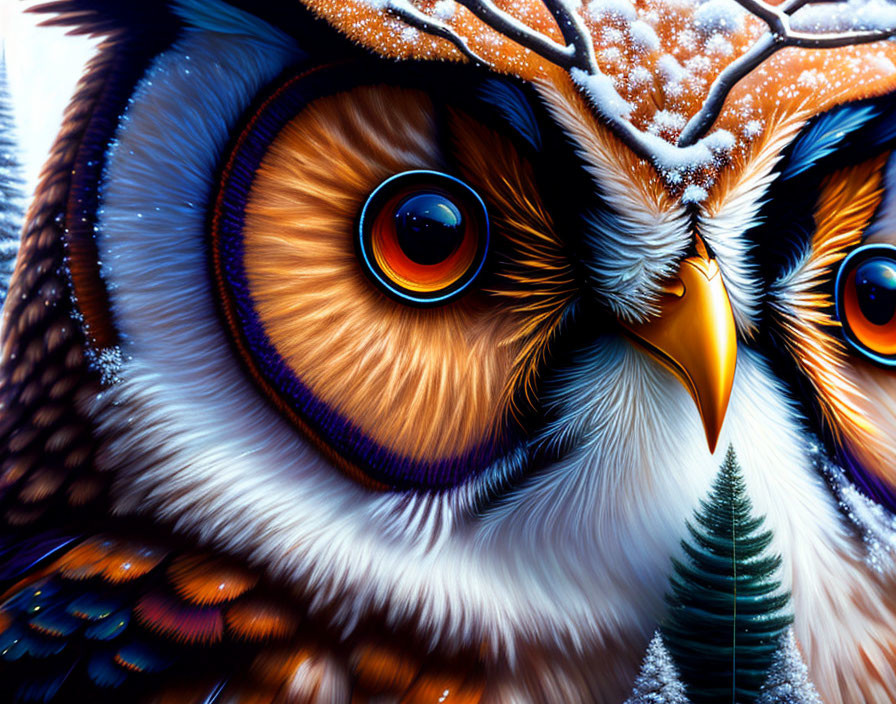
[622,254,737,454]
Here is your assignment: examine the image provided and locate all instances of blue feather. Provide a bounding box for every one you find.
[84,609,130,641]
[67,593,122,622]
[478,79,542,151]
[29,607,81,638]
[203,680,229,704]
[0,535,78,582]
[88,652,129,688]
[114,641,171,673]
[865,109,896,149]
[0,629,67,661]
[15,665,74,703]
[782,104,879,180]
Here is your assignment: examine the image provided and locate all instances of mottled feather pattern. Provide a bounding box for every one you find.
[0,536,488,702]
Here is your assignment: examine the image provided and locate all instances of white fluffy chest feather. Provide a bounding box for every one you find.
[93,318,896,701]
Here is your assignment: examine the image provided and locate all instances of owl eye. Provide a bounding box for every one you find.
[836,244,896,365]
[358,171,490,305]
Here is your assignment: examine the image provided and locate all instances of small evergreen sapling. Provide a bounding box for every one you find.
[662,447,793,704]
[756,630,822,704]
[624,632,690,704]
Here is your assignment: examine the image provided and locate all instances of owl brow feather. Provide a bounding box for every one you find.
[382,0,896,165]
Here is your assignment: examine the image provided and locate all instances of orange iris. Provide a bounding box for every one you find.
[842,260,896,357]
[359,171,489,304]
[370,190,478,294]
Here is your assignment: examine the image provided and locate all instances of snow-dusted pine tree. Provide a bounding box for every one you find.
[662,447,792,704]
[0,47,25,307]
[756,630,822,704]
[624,632,690,704]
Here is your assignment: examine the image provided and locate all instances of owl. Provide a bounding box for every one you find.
[4,0,896,701]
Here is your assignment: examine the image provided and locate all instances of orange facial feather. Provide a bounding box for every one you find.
[242,85,540,463]
[772,155,896,489]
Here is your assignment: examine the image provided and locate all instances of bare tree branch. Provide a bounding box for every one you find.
[385,0,486,65]
[677,34,777,146]
[542,0,599,73]
[381,0,896,171]
[678,0,896,146]
[454,0,579,67]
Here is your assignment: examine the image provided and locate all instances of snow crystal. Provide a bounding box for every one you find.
[685,55,712,75]
[658,54,688,83]
[630,65,653,85]
[600,47,625,64]
[676,28,699,52]
[665,169,684,185]
[432,0,456,21]
[587,0,638,22]
[757,630,823,704]
[681,184,709,203]
[703,128,736,151]
[704,33,734,56]
[571,67,633,119]
[816,449,896,574]
[797,69,824,89]
[629,20,661,51]
[624,633,690,704]
[744,119,764,138]
[791,0,896,33]
[693,0,746,35]
[94,346,127,385]
[649,110,687,135]
[602,26,626,45]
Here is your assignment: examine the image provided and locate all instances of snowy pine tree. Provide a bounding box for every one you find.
[624,632,691,704]
[756,630,822,704]
[0,47,25,308]
[662,447,792,704]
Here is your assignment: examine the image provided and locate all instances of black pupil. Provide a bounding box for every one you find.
[394,192,465,265]
[855,258,896,326]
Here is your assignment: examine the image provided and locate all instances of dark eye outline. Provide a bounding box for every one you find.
[357,170,490,305]
[835,243,896,366]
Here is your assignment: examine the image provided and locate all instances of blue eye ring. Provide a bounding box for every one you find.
[357,170,490,306]
[835,243,896,367]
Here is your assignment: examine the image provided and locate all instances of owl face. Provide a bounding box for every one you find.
[13,0,896,694]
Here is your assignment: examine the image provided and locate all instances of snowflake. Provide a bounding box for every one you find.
[629,20,661,51]
[705,33,734,56]
[587,0,638,21]
[681,184,709,203]
[432,0,456,21]
[744,119,764,138]
[694,0,746,35]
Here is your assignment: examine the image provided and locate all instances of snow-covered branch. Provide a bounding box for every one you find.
[678,0,896,146]
[381,0,896,178]
[384,0,486,64]
[454,0,577,67]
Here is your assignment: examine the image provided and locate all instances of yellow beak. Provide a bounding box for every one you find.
[622,255,737,453]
